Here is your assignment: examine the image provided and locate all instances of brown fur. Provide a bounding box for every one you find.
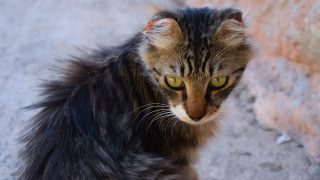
[20,8,252,180]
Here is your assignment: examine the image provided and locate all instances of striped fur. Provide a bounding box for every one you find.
[19,7,252,180]
[140,7,252,124]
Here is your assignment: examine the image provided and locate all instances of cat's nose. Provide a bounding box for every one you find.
[185,100,206,121]
[187,111,206,121]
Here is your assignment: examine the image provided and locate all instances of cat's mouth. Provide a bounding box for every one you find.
[169,104,222,125]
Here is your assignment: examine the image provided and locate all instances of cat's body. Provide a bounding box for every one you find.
[20,8,252,180]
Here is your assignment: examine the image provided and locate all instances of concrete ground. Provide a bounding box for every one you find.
[0,0,319,179]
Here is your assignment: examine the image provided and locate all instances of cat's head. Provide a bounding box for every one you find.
[139,8,252,125]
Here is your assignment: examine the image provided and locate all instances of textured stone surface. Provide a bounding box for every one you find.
[0,0,319,179]
[186,0,320,163]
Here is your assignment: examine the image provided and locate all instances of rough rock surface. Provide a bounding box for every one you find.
[0,0,319,179]
[186,0,320,162]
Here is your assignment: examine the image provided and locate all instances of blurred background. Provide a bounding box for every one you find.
[0,0,319,179]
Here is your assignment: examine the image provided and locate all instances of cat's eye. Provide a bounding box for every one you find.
[209,76,228,90]
[165,75,184,90]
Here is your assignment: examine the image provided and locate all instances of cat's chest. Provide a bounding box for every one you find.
[139,121,217,161]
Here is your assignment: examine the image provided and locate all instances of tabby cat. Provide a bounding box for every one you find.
[20,7,252,180]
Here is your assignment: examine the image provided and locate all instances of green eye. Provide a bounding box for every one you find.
[165,75,184,90]
[209,76,228,89]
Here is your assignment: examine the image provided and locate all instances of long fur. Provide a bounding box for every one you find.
[19,34,214,179]
[19,7,251,180]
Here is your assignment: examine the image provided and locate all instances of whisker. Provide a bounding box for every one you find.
[125,103,169,130]
[130,103,168,122]
[130,103,168,113]
[162,115,176,142]
[171,117,180,135]
[146,112,174,134]
[180,121,188,138]
[135,108,169,131]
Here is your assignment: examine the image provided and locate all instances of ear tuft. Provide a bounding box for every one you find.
[215,10,246,47]
[228,11,243,24]
[143,18,182,50]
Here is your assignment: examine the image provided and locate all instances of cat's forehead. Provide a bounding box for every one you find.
[142,8,251,77]
[172,8,236,57]
[177,8,223,44]
[155,8,228,38]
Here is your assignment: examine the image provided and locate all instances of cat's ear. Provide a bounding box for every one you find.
[215,10,246,47]
[143,17,182,50]
[227,11,243,24]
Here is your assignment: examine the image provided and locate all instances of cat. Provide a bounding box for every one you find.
[19,7,252,180]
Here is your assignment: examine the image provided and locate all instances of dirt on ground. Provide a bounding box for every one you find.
[0,0,319,179]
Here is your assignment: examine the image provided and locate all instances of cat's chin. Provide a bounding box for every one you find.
[169,104,221,125]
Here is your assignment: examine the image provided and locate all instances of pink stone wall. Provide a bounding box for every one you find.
[186,0,320,161]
